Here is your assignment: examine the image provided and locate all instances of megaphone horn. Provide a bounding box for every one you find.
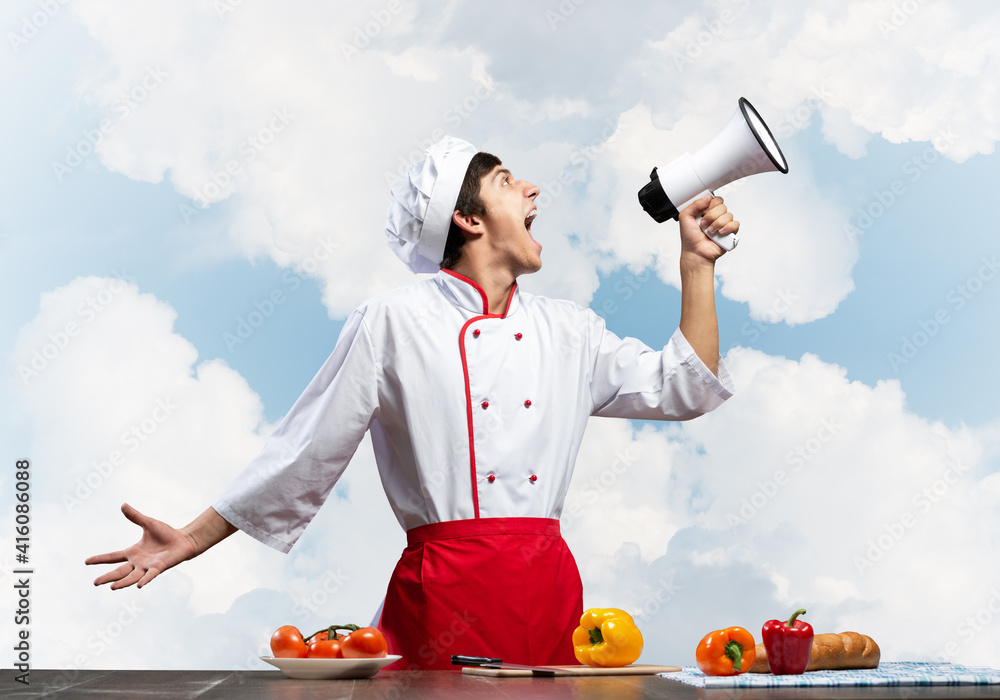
[638,97,788,251]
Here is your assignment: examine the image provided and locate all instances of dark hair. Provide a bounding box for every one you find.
[441,151,502,269]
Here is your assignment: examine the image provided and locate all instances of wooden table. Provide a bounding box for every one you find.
[3,669,998,699]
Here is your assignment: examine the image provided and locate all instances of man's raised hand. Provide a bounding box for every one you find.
[678,195,740,262]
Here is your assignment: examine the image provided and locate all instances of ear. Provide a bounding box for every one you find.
[452,209,485,237]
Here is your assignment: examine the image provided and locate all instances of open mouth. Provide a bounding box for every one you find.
[524,210,537,233]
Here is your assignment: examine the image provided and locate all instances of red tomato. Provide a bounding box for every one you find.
[306,637,343,658]
[270,625,307,658]
[341,627,388,659]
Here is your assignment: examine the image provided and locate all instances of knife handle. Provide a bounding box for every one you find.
[451,655,503,666]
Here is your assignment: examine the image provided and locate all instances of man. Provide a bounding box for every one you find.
[87,136,738,669]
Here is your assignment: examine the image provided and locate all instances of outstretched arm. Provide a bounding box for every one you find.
[85,503,237,590]
[677,195,739,377]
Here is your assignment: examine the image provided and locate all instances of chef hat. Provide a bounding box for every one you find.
[386,136,478,273]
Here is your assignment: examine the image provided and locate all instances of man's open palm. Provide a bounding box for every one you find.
[85,503,196,590]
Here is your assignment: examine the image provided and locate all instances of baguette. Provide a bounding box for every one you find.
[749,631,880,673]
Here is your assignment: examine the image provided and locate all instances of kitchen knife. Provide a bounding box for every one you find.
[451,655,557,676]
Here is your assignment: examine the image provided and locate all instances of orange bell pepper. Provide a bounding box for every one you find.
[695,626,756,676]
[572,608,643,667]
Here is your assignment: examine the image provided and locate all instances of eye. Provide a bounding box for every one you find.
[501,177,510,186]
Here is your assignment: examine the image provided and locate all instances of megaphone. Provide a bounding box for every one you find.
[638,97,788,251]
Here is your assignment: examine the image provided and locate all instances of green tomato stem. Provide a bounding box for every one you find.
[304,623,363,643]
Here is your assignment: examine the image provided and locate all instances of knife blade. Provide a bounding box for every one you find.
[450,655,557,676]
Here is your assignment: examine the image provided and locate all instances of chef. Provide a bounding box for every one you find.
[87,136,738,670]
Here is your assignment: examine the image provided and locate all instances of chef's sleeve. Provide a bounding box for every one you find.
[588,311,734,420]
[212,309,379,553]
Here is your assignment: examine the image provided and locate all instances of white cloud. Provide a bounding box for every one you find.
[5,271,999,670]
[2,276,402,669]
[820,107,874,159]
[562,345,1000,666]
[62,0,504,317]
[49,0,998,325]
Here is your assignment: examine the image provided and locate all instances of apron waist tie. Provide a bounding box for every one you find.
[406,516,561,546]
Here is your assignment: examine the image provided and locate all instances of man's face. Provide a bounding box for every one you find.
[477,165,542,276]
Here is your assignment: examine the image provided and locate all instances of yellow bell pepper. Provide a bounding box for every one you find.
[572,608,643,667]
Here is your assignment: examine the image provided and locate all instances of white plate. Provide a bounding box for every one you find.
[260,655,402,680]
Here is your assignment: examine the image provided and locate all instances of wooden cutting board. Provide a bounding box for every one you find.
[462,664,681,677]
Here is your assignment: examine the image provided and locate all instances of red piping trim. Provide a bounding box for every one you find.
[442,268,518,319]
[501,281,517,317]
[458,314,485,519]
[444,269,519,518]
[443,269,489,315]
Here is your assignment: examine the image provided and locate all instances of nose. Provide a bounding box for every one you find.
[521,180,540,201]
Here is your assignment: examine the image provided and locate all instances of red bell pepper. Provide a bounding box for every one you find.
[761,608,814,675]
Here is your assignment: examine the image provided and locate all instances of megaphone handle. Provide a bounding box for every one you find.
[707,230,738,252]
[698,189,738,252]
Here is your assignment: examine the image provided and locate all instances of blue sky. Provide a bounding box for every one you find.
[2,0,999,673]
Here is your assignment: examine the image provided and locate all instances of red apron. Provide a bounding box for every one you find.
[377,517,583,670]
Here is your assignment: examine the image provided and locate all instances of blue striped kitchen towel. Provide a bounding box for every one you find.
[660,661,1000,687]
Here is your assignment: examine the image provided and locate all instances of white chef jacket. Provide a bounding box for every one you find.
[213,269,734,553]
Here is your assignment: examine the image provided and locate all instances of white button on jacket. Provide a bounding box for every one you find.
[214,269,734,552]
